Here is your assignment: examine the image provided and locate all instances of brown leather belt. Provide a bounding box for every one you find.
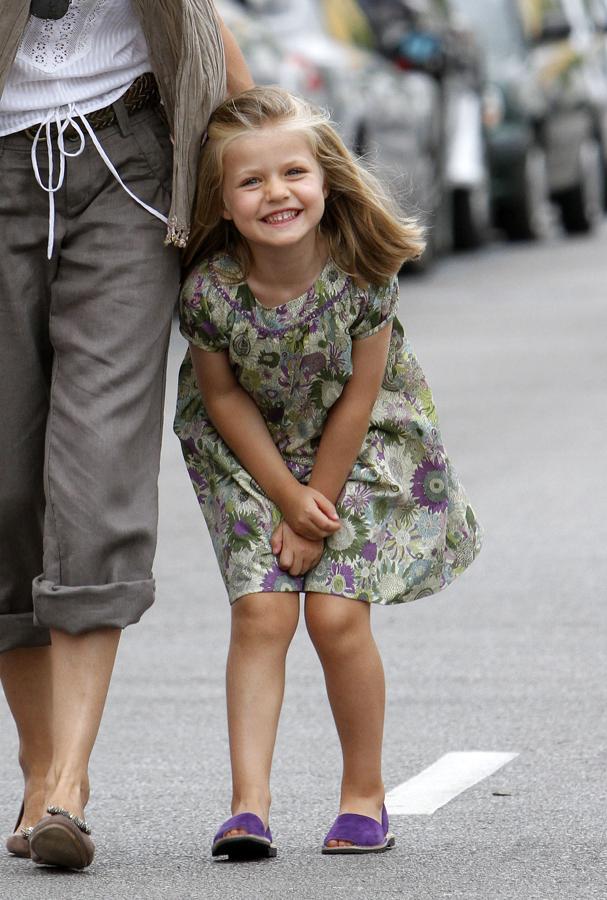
[21,72,161,141]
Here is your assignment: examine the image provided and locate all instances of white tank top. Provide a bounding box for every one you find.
[0,0,151,136]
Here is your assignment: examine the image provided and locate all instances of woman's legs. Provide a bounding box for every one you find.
[0,629,120,827]
[223,592,300,837]
[44,628,121,819]
[0,647,53,831]
[305,593,385,848]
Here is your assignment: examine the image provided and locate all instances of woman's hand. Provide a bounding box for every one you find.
[277,483,341,541]
[271,521,324,576]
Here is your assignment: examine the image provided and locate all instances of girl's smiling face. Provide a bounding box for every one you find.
[221,126,328,254]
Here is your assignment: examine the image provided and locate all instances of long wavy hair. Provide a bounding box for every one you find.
[184,86,425,284]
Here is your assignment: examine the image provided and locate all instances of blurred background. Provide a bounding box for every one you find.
[220,0,607,270]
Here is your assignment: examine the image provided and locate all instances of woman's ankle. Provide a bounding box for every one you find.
[17,778,49,830]
[45,770,90,818]
[19,750,52,783]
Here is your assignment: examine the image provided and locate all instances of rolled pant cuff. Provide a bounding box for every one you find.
[32,575,155,634]
[0,612,51,654]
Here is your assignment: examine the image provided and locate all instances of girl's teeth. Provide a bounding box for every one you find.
[265,211,298,223]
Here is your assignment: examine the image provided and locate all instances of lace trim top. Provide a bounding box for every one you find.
[0,0,150,135]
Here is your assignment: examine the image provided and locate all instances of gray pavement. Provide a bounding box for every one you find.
[2,227,607,899]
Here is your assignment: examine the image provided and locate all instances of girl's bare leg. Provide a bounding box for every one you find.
[223,592,300,837]
[43,627,121,820]
[305,593,385,848]
[0,646,54,831]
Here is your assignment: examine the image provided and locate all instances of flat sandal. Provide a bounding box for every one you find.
[5,802,31,859]
[29,806,95,869]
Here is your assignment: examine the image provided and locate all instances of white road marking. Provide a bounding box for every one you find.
[386,751,519,815]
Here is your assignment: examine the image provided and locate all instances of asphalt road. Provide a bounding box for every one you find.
[2,226,606,899]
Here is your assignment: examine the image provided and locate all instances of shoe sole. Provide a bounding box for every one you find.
[30,821,92,869]
[212,835,277,860]
[321,835,396,855]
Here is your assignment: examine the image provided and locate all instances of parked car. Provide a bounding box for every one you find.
[451,0,607,238]
[217,0,329,107]
[234,0,443,267]
[357,0,492,253]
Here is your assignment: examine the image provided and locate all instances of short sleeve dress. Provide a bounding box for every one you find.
[174,253,482,604]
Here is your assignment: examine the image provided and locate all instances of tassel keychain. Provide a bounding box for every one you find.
[30,0,72,20]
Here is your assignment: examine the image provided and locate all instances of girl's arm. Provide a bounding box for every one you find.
[189,345,340,539]
[307,324,393,504]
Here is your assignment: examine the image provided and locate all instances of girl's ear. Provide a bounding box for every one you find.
[323,181,329,199]
[222,204,233,221]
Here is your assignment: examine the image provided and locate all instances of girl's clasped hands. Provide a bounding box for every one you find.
[270,484,341,577]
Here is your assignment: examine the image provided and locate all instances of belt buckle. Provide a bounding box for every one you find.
[23,122,82,143]
[63,123,81,142]
[23,125,43,142]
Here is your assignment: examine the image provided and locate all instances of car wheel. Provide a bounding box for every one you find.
[353,122,368,159]
[452,179,491,250]
[555,137,604,234]
[499,144,552,241]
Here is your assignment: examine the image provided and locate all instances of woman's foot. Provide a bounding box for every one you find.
[29,808,95,869]
[5,775,48,859]
[18,776,49,831]
[44,773,90,823]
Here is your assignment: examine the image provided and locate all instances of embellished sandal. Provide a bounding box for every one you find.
[212,812,277,860]
[322,804,395,855]
[5,803,32,859]
[29,806,95,869]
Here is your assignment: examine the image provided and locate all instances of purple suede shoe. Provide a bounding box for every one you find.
[322,804,395,855]
[212,812,277,861]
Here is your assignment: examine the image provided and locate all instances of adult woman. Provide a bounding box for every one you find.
[0,0,251,869]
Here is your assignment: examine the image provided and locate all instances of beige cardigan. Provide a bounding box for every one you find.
[0,0,226,246]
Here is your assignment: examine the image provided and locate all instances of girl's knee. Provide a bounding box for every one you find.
[304,593,370,653]
[231,592,299,645]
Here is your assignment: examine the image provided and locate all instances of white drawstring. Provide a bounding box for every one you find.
[30,103,168,260]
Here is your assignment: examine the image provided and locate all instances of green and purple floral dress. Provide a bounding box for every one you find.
[174,254,481,604]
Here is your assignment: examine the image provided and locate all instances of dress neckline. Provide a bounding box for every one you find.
[249,257,333,311]
[208,254,351,335]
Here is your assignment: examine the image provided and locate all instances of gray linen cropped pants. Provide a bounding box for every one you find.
[0,105,180,653]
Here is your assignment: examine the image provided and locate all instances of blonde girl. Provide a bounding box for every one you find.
[174,86,481,860]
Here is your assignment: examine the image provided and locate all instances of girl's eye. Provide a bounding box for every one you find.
[287,167,306,176]
[240,177,260,187]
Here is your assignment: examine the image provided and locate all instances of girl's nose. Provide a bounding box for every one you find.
[265,177,289,200]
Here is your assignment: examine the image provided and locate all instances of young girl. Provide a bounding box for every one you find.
[174,86,481,859]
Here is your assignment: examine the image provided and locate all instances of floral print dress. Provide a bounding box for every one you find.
[174,254,482,604]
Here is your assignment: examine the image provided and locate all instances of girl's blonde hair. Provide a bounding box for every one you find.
[185,86,425,284]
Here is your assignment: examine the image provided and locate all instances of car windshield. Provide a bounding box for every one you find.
[450,0,525,67]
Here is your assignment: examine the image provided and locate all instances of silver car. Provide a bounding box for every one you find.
[235,0,439,265]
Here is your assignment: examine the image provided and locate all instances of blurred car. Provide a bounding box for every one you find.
[236,0,439,268]
[217,0,330,106]
[357,0,491,253]
[451,0,607,238]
